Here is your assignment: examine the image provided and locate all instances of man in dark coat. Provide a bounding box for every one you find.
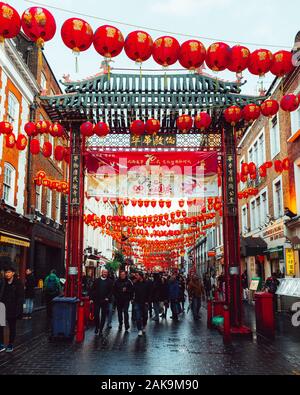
[90,269,114,336]
[0,266,24,353]
[151,273,163,322]
[114,271,133,331]
[132,272,150,336]
[24,268,36,319]
[168,274,180,321]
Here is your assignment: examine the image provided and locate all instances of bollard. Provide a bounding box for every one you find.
[223,305,231,344]
[76,301,85,343]
[207,299,213,329]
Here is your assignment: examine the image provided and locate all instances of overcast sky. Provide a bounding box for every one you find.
[12,0,300,95]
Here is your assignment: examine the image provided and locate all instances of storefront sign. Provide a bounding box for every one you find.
[70,154,81,206]
[285,248,295,277]
[262,223,285,242]
[131,134,177,148]
[250,278,260,291]
[0,235,30,248]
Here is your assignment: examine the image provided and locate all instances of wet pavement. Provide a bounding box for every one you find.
[0,305,300,375]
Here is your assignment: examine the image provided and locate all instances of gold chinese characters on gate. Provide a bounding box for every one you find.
[131,134,176,148]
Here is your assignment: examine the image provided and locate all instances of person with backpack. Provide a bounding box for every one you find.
[44,270,62,320]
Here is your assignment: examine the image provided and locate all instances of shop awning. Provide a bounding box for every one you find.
[0,231,30,248]
[266,246,284,254]
[241,237,268,257]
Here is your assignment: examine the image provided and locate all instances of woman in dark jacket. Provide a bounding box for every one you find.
[0,266,24,353]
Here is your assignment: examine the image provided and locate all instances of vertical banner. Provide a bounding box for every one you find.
[285,248,295,277]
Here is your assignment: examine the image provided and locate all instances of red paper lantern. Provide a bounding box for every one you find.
[152,36,180,67]
[280,94,299,112]
[61,18,93,53]
[166,200,172,209]
[151,200,157,208]
[194,112,212,131]
[176,115,193,133]
[145,119,160,135]
[206,42,231,72]
[259,165,267,178]
[5,133,15,148]
[248,162,257,175]
[228,45,250,73]
[42,142,52,158]
[80,121,94,137]
[94,122,110,137]
[125,30,153,63]
[21,7,56,50]
[265,161,273,169]
[261,100,279,117]
[274,160,283,173]
[179,40,206,70]
[30,139,40,155]
[93,25,124,59]
[0,2,21,43]
[49,122,64,137]
[64,147,70,164]
[282,158,290,171]
[24,122,37,137]
[16,134,28,151]
[36,120,50,134]
[270,50,295,77]
[241,163,249,176]
[0,121,13,135]
[248,49,273,76]
[130,120,145,136]
[179,199,185,208]
[224,106,242,126]
[54,146,65,161]
[242,104,261,123]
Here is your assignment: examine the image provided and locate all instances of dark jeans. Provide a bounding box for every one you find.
[153,301,160,320]
[133,303,148,331]
[170,300,179,320]
[117,301,130,329]
[0,318,17,345]
[191,297,202,319]
[94,302,109,332]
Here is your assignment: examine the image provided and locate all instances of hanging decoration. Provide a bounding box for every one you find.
[248,49,273,76]
[0,2,21,43]
[176,115,193,133]
[24,122,38,137]
[280,94,300,112]
[36,120,50,134]
[260,99,279,117]
[228,45,250,74]
[80,121,94,137]
[49,122,64,137]
[16,134,28,151]
[152,36,180,67]
[5,133,15,148]
[242,104,261,123]
[130,120,145,136]
[270,50,295,77]
[205,42,231,72]
[124,30,153,64]
[194,112,212,131]
[145,119,160,135]
[223,105,242,126]
[0,121,13,134]
[178,40,206,70]
[30,138,40,155]
[94,121,110,137]
[54,145,65,161]
[42,141,52,158]
[93,25,124,58]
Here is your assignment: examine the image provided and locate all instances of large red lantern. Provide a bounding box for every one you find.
[49,122,64,137]
[130,120,145,136]
[242,104,261,123]
[125,30,153,63]
[206,42,231,72]
[270,50,295,77]
[36,120,50,134]
[282,158,290,171]
[42,142,52,158]
[16,134,28,151]
[24,122,37,137]
[274,160,283,173]
[30,139,40,155]
[61,18,93,53]
[260,100,279,117]
[145,119,160,135]
[54,146,65,161]
[0,2,21,43]
[94,122,110,137]
[0,121,13,135]
[176,115,193,133]
[179,40,206,70]
[224,106,242,126]
[21,7,56,53]
[194,112,212,131]
[152,36,180,67]
[280,94,300,112]
[228,45,250,73]
[80,121,94,137]
[248,49,273,76]
[93,25,124,59]
[64,147,70,164]
[5,133,15,148]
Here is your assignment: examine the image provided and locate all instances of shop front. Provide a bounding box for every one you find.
[241,236,268,284]
[262,220,286,279]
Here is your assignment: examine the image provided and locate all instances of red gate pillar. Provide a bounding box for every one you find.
[65,125,85,299]
[222,126,251,336]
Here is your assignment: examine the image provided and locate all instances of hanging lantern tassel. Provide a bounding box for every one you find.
[36,38,45,69]
[164,66,168,90]
[73,49,80,73]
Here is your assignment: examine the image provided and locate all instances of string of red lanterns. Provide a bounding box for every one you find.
[34,171,69,194]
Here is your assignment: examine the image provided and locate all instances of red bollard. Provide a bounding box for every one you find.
[76,301,85,343]
[223,305,231,344]
[207,300,213,329]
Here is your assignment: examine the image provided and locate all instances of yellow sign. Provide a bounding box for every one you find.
[0,236,30,248]
[285,248,295,277]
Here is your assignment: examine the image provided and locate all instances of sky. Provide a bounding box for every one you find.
[11,0,300,95]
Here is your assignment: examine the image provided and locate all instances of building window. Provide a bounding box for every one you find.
[250,200,256,231]
[7,92,19,135]
[273,178,283,219]
[35,184,42,212]
[270,115,280,159]
[55,193,61,223]
[295,161,300,215]
[46,189,52,219]
[258,132,266,166]
[2,163,15,206]
[242,205,248,234]
[291,100,300,136]
[41,72,47,92]
[261,191,268,226]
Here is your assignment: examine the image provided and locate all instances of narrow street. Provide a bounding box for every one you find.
[1,307,300,376]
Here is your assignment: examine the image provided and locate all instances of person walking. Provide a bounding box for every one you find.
[188,275,206,321]
[132,272,150,337]
[106,272,116,330]
[151,273,163,322]
[90,269,113,336]
[44,270,62,321]
[0,266,24,353]
[24,268,36,320]
[178,275,186,313]
[168,273,180,321]
[114,271,133,331]
[203,272,212,301]
[160,276,169,319]
[264,273,280,313]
